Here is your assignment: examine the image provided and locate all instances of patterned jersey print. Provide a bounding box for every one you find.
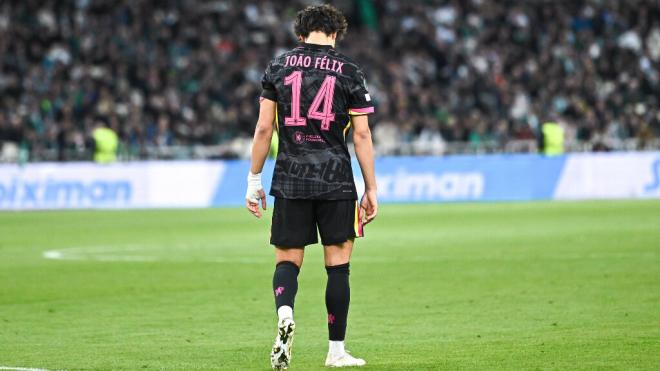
[261,43,374,200]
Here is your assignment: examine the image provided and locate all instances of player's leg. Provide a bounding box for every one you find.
[273,247,304,321]
[317,200,366,367]
[271,198,316,318]
[269,198,316,370]
[324,240,353,344]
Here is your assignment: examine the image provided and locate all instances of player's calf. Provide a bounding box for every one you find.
[323,262,365,367]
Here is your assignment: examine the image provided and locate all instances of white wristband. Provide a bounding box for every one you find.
[247,171,262,185]
[246,172,263,203]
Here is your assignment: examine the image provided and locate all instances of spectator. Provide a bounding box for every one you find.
[0,113,24,162]
[0,0,658,161]
[91,117,118,164]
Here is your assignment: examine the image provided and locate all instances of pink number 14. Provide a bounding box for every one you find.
[284,71,336,131]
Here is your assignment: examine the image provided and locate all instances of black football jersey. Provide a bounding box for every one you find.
[261,43,374,200]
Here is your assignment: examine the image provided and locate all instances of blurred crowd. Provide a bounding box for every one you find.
[0,0,659,161]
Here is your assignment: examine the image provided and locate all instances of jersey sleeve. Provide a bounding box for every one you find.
[260,62,277,102]
[347,68,374,116]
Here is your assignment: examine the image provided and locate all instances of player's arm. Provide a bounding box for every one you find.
[246,98,276,218]
[352,114,378,224]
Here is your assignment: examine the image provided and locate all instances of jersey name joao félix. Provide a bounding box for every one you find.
[261,43,374,200]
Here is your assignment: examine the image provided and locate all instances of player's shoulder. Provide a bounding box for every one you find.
[329,48,359,66]
[265,49,292,70]
[325,48,367,81]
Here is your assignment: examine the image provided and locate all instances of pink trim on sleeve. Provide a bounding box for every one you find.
[348,107,375,115]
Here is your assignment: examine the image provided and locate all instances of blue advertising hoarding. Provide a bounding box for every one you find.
[1,152,659,210]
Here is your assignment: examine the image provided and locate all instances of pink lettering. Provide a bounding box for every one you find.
[308,57,345,74]
[308,75,336,130]
[296,55,305,67]
[284,71,306,126]
[283,71,337,132]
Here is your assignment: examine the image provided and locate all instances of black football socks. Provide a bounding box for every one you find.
[273,261,300,314]
[325,262,350,341]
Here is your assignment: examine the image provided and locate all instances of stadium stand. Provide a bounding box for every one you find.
[0,0,658,161]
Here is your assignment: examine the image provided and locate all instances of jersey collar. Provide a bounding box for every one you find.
[298,42,334,51]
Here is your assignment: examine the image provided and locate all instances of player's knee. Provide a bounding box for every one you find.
[323,240,353,266]
[275,247,304,267]
[325,255,349,266]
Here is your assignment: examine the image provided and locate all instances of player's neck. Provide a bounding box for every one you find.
[303,32,336,47]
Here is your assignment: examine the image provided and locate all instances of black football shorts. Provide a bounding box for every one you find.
[270,198,364,248]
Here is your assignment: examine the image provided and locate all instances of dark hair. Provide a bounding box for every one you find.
[294,4,348,40]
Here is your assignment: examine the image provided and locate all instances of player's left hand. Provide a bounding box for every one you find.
[360,189,378,225]
[246,172,267,218]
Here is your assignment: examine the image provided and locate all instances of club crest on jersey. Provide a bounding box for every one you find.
[292,131,325,144]
[294,131,305,144]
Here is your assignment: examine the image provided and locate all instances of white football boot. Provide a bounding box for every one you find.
[270,318,296,370]
[325,350,366,367]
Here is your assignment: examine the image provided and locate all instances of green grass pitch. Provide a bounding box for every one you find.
[1,200,659,370]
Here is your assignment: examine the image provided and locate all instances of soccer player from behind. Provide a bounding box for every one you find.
[245,4,378,369]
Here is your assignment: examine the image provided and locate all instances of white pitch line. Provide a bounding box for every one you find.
[43,250,64,260]
[41,246,272,264]
[0,366,53,371]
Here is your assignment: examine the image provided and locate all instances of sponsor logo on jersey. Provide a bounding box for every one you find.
[292,131,325,144]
